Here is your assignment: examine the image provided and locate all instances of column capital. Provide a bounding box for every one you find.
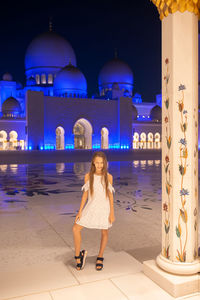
[151,0,200,20]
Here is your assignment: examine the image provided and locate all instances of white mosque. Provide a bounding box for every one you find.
[0,28,162,151]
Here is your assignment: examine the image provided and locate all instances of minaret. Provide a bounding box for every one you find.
[114,48,118,59]
[49,17,53,32]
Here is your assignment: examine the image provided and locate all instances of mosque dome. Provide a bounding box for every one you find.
[25,31,77,71]
[54,63,87,97]
[2,73,13,81]
[16,81,23,90]
[132,105,138,121]
[150,105,161,121]
[98,57,133,97]
[2,97,22,116]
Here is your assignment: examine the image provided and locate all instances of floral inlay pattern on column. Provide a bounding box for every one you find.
[163,58,171,259]
[176,84,188,262]
[193,107,198,260]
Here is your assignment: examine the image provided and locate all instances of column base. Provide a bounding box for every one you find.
[143,259,200,298]
[157,254,200,275]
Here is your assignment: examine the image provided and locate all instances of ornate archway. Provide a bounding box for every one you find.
[0,130,7,150]
[101,127,109,149]
[9,131,18,150]
[56,126,65,150]
[73,118,93,149]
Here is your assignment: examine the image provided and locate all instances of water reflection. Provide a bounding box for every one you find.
[0,165,7,172]
[140,160,146,169]
[10,164,18,174]
[56,163,65,174]
[133,160,139,167]
[147,160,153,166]
[73,162,90,178]
[155,160,161,166]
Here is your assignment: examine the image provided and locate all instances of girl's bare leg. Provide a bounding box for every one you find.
[97,229,108,269]
[72,223,84,269]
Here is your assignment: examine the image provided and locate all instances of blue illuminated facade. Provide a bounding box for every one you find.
[0,29,162,151]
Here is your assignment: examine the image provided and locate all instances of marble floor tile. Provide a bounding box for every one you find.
[68,251,142,284]
[50,279,128,300]
[0,262,78,300]
[0,161,199,299]
[111,272,176,300]
[7,292,52,300]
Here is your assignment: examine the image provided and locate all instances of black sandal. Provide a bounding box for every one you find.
[74,250,87,270]
[74,251,82,270]
[96,257,104,271]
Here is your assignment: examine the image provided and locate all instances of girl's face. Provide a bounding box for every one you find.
[93,156,104,173]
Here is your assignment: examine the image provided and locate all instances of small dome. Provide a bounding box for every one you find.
[132,105,138,121]
[16,81,23,90]
[2,97,22,115]
[2,72,13,81]
[54,64,87,97]
[25,31,77,70]
[99,58,133,96]
[150,105,161,121]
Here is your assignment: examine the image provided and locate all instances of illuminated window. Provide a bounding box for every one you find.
[35,74,40,84]
[48,74,53,84]
[41,74,46,84]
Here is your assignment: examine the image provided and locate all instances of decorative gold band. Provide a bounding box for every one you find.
[151,0,200,20]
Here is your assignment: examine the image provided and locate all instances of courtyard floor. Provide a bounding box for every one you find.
[0,160,199,300]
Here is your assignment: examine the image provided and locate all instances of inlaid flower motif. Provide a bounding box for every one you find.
[163,203,168,212]
[165,155,169,163]
[165,98,169,109]
[166,182,171,195]
[183,110,188,115]
[177,100,184,112]
[165,116,168,123]
[165,58,169,64]
[166,136,172,149]
[180,188,189,196]
[178,84,186,91]
[179,138,187,146]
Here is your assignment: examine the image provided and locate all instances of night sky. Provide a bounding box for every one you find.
[0,0,161,102]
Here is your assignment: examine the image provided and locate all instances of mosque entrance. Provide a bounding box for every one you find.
[9,131,18,150]
[56,126,65,150]
[73,118,92,149]
[101,127,109,149]
[0,130,7,150]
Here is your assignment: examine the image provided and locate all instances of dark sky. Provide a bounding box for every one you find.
[0,0,161,102]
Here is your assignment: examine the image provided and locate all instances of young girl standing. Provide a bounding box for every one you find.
[72,151,115,271]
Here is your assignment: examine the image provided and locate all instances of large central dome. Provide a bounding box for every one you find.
[25,31,77,70]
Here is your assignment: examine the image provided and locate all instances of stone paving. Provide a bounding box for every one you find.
[0,160,199,300]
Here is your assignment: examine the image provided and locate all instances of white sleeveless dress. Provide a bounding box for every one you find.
[75,174,115,229]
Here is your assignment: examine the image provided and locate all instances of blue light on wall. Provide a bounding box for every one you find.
[44,144,55,150]
[93,144,101,149]
[65,144,74,149]
[137,115,151,121]
[28,146,32,150]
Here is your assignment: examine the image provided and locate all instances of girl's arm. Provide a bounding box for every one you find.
[108,174,115,223]
[75,174,89,221]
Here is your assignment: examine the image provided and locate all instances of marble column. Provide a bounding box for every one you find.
[151,2,200,275]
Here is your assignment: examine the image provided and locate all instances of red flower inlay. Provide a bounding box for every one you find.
[165,155,169,163]
[165,58,169,64]
[163,203,168,212]
[165,116,168,123]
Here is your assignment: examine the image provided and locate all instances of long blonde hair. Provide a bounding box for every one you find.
[89,151,109,197]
